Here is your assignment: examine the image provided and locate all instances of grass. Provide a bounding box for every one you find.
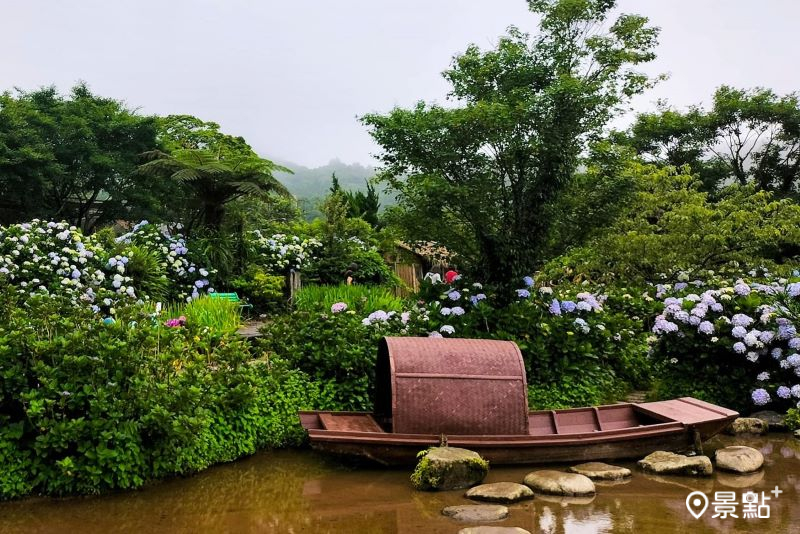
[154,296,242,333]
[294,283,405,314]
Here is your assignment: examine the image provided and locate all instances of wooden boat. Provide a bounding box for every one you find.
[299,337,738,466]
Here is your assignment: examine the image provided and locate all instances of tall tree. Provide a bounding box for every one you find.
[0,84,158,229]
[620,86,800,196]
[136,149,291,233]
[362,0,659,287]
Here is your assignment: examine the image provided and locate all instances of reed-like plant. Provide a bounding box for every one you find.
[182,296,242,333]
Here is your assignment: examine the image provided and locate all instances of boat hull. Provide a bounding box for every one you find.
[307,429,694,466]
[300,398,738,466]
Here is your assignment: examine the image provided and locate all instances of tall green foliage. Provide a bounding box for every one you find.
[362,0,659,288]
[0,84,158,229]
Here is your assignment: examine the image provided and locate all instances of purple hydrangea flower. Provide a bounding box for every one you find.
[787,354,800,367]
[777,386,792,399]
[710,303,723,313]
[773,348,784,359]
[689,315,702,326]
[516,289,530,298]
[561,300,576,313]
[787,282,800,297]
[779,323,797,340]
[576,301,593,312]
[549,299,562,316]
[451,306,465,316]
[734,282,751,296]
[733,342,747,354]
[653,317,679,334]
[752,388,771,406]
[759,331,775,344]
[674,282,688,291]
[674,310,690,323]
[440,325,455,335]
[440,307,452,316]
[789,338,800,350]
[522,276,534,287]
[757,372,770,381]
[447,290,461,301]
[792,385,800,398]
[698,321,714,335]
[331,302,347,313]
[732,314,754,327]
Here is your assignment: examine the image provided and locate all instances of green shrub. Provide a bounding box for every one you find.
[294,283,404,314]
[785,408,800,431]
[229,267,286,312]
[0,289,315,499]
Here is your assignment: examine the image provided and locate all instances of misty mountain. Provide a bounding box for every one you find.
[273,158,397,218]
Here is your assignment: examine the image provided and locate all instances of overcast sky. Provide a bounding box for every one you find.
[2,1,799,167]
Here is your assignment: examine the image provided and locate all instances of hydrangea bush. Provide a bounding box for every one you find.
[250,231,321,274]
[650,270,800,412]
[115,221,215,301]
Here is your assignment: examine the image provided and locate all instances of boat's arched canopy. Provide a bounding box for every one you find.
[375,337,529,435]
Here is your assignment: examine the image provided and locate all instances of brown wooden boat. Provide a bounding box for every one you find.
[299,337,738,466]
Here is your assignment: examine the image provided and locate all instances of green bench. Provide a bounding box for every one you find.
[209,292,253,311]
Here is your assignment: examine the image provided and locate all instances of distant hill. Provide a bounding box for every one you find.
[274,158,396,218]
[275,158,375,198]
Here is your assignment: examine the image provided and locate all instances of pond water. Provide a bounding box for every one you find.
[2,435,799,533]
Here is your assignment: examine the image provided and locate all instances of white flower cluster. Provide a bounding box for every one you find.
[251,231,321,273]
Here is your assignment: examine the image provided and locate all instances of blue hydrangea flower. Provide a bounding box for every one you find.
[447,290,461,301]
[440,307,452,316]
[787,282,800,297]
[440,325,455,335]
[689,315,701,326]
[674,310,690,323]
[516,289,530,298]
[522,276,534,287]
[757,372,770,381]
[451,306,465,316]
[731,326,747,338]
[792,384,800,398]
[777,386,792,399]
[759,331,775,344]
[674,282,688,291]
[561,300,576,313]
[773,347,784,359]
[789,338,800,350]
[733,342,747,354]
[710,303,723,312]
[549,299,562,316]
[752,388,771,406]
[787,354,800,367]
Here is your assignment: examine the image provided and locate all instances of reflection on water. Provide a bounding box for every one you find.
[0,435,798,533]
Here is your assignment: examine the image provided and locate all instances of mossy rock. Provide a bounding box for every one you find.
[411,447,489,491]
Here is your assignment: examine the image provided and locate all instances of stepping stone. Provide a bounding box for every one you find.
[568,462,631,480]
[522,470,595,496]
[715,446,764,473]
[726,417,768,436]
[751,410,787,432]
[637,451,713,476]
[442,504,509,522]
[458,528,531,534]
[411,447,489,491]
[465,482,534,503]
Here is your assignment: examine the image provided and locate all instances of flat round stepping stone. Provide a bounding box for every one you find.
[715,446,764,473]
[458,528,531,534]
[568,462,631,480]
[637,451,713,476]
[442,504,509,522]
[465,482,534,503]
[726,417,768,435]
[522,470,595,496]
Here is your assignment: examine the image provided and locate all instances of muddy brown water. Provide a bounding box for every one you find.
[1,435,799,533]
